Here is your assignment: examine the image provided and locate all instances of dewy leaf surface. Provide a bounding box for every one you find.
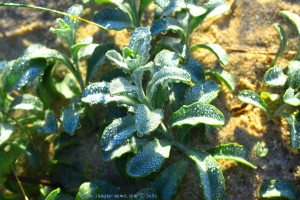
[106,50,129,72]
[101,115,136,151]
[263,65,287,86]
[185,80,220,105]
[170,102,225,127]
[187,149,226,200]
[10,94,43,112]
[283,88,300,106]
[61,103,85,135]
[180,58,205,83]
[282,113,300,148]
[93,8,134,30]
[33,110,57,135]
[287,60,300,89]
[151,17,185,36]
[127,139,171,177]
[135,104,163,136]
[154,49,179,68]
[207,143,257,169]
[259,179,299,200]
[206,69,235,90]
[109,77,138,95]
[238,90,270,114]
[152,160,189,200]
[191,44,228,65]
[146,67,191,100]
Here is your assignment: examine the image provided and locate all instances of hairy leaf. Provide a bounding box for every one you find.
[185,80,221,105]
[109,77,138,95]
[283,88,300,106]
[263,65,287,86]
[287,60,300,89]
[187,149,226,200]
[191,44,228,65]
[187,3,207,17]
[207,143,257,169]
[127,139,171,177]
[259,179,299,200]
[146,67,191,100]
[0,122,13,145]
[204,0,230,18]
[181,58,205,83]
[206,69,235,90]
[154,50,179,69]
[61,103,85,135]
[151,17,184,36]
[152,160,189,200]
[157,37,189,60]
[135,104,163,136]
[10,94,44,112]
[106,50,129,72]
[94,8,134,30]
[282,113,300,148]
[71,36,93,59]
[238,90,270,114]
[101,115,136,151]
[170,102,225,127]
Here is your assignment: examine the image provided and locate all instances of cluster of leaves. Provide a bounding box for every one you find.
[238,11,300,199]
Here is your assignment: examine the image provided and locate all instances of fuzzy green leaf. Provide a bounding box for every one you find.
[94,8,134,30]
[46,188,73,200]
[206,69,235,90]
[101,115,136,151]
[135,104,163,136]
[154,50,179,68]
[127,139,171,177]
[207,143,257,169]
[34,110,57,135]
[157,37,189,60]
[205,0,230,18]
[238,90,270,114]
[170,102,225,127]
[283,88,300,106]
[151,17,185,36]
[106,50,129,72]
[191,44,228,65]
[273,24,288,64]
[10,94,44,112]
[282,113,300,148]
[187,3,207,17]
[187,149,226,200]
[0,122,13,146]
[71,36,93,59]
[76,180,119,200]
[146,67,191,100]
[152,160,189,200]
[287,60,300,89]
[263,65,287,86]
[61,103,85,135]
[109,77,138,95]
[181,58,205,83]
[259,179,299,200]
[185,80,221,105]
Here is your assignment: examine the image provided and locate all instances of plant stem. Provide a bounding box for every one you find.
[159,123,174,141]
[10,165,29,200]
[273,103,287,117]
[0,3,107,30]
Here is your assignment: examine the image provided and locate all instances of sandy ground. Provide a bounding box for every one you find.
[1,0,300,199]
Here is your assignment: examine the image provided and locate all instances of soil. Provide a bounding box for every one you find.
[1,0,300,200]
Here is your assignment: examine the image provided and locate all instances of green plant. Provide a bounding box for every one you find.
[81,26,256,199]
[238,11,300,149]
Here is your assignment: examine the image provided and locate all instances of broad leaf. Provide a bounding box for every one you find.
[78,44,99,60]
[127,139,171,177]
[187,149,226,200]
[238,90,270,114]
[157,37,189,60]
[152,160,189,200]
[76,180,119,200]
[61,103,85,135]
[93,8,134,30]
[287,60,300,89]
[33,110,57,135]
[4,58,47,92]
[135,104,163,136]
[151,17,185,36]
[204,0,230,19]
[46,188,73,200]
[283,88,300,106]
[82,82,138,106]
[101,115,136,151]
[71,36,93,59]
[86,43,114,83]
[146,67,191,100]
[191,44,228,65]
[170,102,225,127]
[154,50,179,69]
[263,65,287,86]
[106,50,129,72]
[206,69,235,90]
[185,80,221,105]
[10,94,44,112]
[0,122,13,145]
[181,58,205,83]
[273,24,288,65]
[109,77,138,95]
[259,179,299,200]
[128,27,152,66]
[187,3,207,17]
[207,143,257,169]
[282,113,300,148]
